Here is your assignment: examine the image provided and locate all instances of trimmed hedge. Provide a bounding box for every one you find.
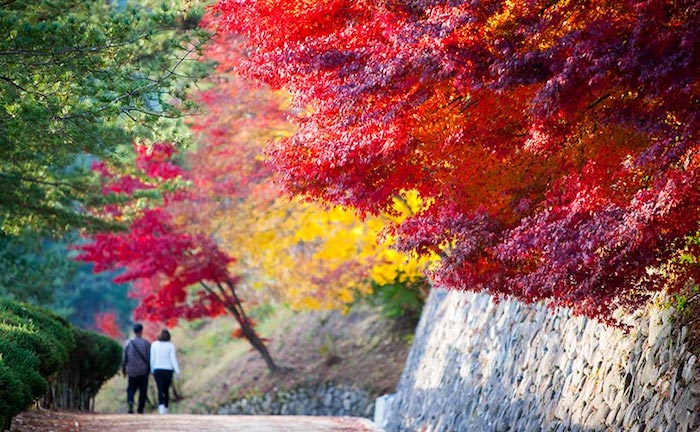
[0,298,121,430]
[0,299,73,430]
[0,340,45,412]
[43,329,122,410]
[0,298,74,377]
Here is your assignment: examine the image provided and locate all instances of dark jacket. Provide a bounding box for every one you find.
[122,336,151,377]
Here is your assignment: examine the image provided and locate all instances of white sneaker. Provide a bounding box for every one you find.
[158,404,168,414]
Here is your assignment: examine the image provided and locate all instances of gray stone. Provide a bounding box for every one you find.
[683,355,697,383]
[663,418,679,432]
[689,412,700,429]
[674,389,694,424]
[591,402,611,426]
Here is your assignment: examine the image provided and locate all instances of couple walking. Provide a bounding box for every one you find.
[121,323,180,414]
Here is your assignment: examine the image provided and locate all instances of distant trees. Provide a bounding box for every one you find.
[213,0,699,325]
[0,232,135,332]
[0,233,74,305]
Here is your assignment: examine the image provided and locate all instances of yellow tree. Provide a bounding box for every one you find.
[221,191,431,311]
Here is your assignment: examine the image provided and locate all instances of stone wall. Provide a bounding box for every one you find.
[386,289,699,432]
[217,382,376,418]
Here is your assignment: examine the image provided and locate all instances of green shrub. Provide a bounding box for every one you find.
[74,329,122,397]
[364,277,429,325]
[0,297,74,352]
[0,339,48,410]
[0,298,75,429]
[0,319,66,377]
[0,362,26,429]
[0,298,122,426]
[45,329,122,410]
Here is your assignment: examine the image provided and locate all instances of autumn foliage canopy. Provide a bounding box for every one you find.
[213,0,699,324]
[186,28,432,313]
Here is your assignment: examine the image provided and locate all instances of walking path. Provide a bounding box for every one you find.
[12,412,385,432]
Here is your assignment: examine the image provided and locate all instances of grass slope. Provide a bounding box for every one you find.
[95,305,413,414]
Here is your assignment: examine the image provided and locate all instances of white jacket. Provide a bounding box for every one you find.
[150,340,180,374]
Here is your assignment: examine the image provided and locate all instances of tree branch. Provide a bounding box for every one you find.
[198,280,227,303]
[0,172,87,192]
[56,40,208,122]
[0,75,47,99]
[0,32,160,58]
[585,92,612,112]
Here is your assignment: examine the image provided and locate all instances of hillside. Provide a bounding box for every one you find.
[95,304,414,414]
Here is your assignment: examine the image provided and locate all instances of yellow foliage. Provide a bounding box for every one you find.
[205,186,434,311]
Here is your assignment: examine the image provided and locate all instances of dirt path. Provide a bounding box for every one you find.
[78,414,384,432]
[11,411,385,432]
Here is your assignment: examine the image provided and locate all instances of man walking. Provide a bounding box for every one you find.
[121,323,151,414]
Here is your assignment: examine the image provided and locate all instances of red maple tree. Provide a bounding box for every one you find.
[211,0,699,325]
[75,143,278,371]
[93,311,124,340]
[184,59,286,218]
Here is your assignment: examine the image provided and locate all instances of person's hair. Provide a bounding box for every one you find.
[133,323,143,334]
[158,329,171,342]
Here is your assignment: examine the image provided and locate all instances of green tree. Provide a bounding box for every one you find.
[0,231,136,332]
[0,0,208,235]
[0,232,76,305]
[52,262,136,331]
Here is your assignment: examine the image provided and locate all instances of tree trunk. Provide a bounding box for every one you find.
[211,279,280,373]
[227,303,279,372]
[241,316,278,373]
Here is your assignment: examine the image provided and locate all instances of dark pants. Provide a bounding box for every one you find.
[153,369,174,407]
[126,373,149,413]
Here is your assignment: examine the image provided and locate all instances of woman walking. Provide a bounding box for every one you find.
[150,329,180,414]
